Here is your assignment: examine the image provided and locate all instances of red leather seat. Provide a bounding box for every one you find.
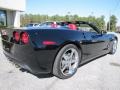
[51,22,57,28]
[68,24,77,30]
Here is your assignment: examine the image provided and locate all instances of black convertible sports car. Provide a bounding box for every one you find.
[1,21,118,79]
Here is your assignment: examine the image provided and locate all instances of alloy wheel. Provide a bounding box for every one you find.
[60,48,79,76]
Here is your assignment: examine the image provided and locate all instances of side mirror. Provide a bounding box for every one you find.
[101,30,107,34]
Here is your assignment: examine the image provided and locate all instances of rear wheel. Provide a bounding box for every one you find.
[109,39,118,54]
[53,44,81,79]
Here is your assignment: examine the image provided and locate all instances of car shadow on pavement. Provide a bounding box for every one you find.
[110,62,120,67]
[19,68,54,79]
[34,73,54,78]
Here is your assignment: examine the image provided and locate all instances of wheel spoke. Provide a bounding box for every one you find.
[61,60,66,66]
[61,64,68,72]
[68,63,74,74]
[70,49,75,58]
[62,54,69,61]
[71,59,77,63]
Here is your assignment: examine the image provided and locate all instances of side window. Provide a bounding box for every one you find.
[77,24,97,33]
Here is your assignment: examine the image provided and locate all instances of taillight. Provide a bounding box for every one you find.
[21,32,29,44]
[13,31,20,42]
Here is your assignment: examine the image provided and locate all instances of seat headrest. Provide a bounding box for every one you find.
[68,24,77,30]
[51,22,57,28]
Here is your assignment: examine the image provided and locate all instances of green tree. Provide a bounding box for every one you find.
[108,15,117,32]
[96,15,105,30]
[73,14,79,21]
[20,14,106,29]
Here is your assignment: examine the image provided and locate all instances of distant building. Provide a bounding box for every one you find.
[0,0,26,27]
[116,26,120,33]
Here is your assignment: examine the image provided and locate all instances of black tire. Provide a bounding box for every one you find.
[109,39,118,54]
[53,44,81,79]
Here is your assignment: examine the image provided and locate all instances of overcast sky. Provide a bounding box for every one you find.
[25,0,120,25]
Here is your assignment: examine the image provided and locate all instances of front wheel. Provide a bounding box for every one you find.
[53,44,81,79]
[109,39,118,54]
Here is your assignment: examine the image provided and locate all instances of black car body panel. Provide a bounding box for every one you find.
[1,21,117,74]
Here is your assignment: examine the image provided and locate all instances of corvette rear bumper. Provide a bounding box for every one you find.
[2,40,58,74]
